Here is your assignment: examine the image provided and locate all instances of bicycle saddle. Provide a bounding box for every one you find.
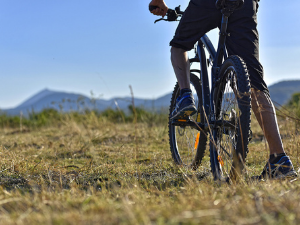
[215,0,244,10]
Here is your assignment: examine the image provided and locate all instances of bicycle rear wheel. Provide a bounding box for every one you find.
[210,56,251,181]
[169,73,208,170]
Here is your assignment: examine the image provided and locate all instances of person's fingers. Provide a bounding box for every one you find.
[151,8,163,16]
[150,9,158,15]
[156,8,164,16]
[154,8,160,15]
[157,8,163,16]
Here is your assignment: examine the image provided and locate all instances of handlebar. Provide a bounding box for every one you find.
[149,1,244,24]
[149,5,184,23]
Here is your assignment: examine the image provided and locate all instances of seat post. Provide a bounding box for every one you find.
[213,13,229,70]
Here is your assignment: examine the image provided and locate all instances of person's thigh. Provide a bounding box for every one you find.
[170,0,221,51]
[226,0,269,95]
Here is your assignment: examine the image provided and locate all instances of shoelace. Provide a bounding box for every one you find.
[173,95,192,111]
[260,161,291,178]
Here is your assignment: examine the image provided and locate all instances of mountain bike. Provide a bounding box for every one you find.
[150,0,251,181]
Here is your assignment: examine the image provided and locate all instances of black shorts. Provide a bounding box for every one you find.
[170,0,269,95]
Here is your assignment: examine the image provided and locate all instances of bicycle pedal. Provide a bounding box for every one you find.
[171,118,190,126]
[178,119,189,122]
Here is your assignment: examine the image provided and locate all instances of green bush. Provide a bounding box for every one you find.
[286,92,300,133]
[0,114,21,128]
[28,108,62,127]
[287,93,300,118]
[127,105,168,126]
[0,106,168,129]
[100,108,125,123]
[0,108,62,129]
[287,92,300,107]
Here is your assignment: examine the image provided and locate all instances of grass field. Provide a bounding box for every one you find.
[0,107,299,224]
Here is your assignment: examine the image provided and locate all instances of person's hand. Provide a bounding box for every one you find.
[149,0,168,17]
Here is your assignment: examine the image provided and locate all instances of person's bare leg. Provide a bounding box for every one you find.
[251,88,285,155]
[171,46,190,89]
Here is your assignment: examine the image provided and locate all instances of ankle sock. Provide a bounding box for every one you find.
[180,88,192,97]
[269,153,286,164]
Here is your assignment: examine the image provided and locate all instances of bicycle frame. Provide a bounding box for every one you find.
[188,9,237,180]
[166,1,247,181]
[189,10,231,130]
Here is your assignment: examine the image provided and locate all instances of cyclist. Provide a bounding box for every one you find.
[149,0,297,180]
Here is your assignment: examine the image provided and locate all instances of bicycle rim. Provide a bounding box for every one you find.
[169,74,207,169]
[211,56,251,180]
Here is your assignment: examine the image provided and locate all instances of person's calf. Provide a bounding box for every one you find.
[170,47,190,89]
[251,89,284,155]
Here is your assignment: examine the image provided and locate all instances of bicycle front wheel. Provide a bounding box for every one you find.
[210,56,251,181]
[169,73,208,170]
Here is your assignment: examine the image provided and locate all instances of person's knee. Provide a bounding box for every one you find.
[171,46,185,54]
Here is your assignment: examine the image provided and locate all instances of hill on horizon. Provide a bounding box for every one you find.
[0,88,171,116]
[1,80,299,116]
[268,80,300,107]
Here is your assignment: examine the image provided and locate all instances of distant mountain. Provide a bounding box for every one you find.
[0,89,170,116]
[0,80,299,116]
[16,89,56,109]
[1,89,97,116]
[268,80,300,106]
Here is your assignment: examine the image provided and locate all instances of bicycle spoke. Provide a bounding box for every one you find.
[211,56,251,181]
[169,74,207,170]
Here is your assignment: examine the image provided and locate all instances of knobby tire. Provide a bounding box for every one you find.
[210,55,251,181]
[169,73,208,170]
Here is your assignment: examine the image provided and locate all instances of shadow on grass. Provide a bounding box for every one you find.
[0,169,211,193]
[76,169,211,192]
[0,174,31,192]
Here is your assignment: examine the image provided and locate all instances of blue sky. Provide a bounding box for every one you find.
[0,0,299,108]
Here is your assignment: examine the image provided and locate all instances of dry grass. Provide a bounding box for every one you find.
[0,112,299,224]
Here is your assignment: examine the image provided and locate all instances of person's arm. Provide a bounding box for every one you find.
[149,0,168,17]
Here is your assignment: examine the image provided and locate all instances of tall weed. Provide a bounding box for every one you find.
[0,106,168,129]
[286,92,300,133]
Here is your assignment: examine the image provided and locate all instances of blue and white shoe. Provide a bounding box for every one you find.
[170,92,197,120]
[252,156,297,180]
